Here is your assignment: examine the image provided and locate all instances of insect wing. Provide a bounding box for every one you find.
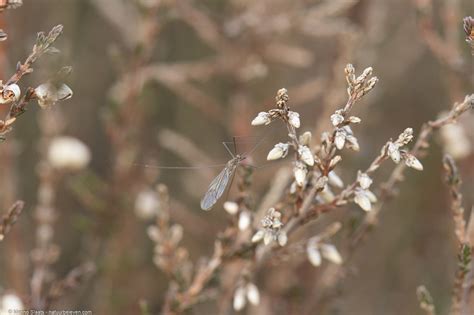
[200,161,237,210]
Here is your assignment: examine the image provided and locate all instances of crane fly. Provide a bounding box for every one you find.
[138,132,270,211]
[200,153,246,210]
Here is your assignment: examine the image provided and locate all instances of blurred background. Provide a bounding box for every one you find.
[0,0,473,314]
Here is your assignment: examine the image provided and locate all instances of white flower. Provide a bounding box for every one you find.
[267,143,289,160]
[357,172,373,190]
[328,171,344,188]
[298,145,314,166]
[0,84,21,104]
[404,154,423,171]
[387,142,401,163]
[48,136,91,170]
[251,112,271,126]
[238,211,252,231]
[0,293,24,314]
[287,111,300,128]
[223,201,239,215]
[35,83,73,108]
[233,283,260,311]
[440,124,471,159]
[135,190,160,220]
[330,113,344,127]
[354,188,372,211]
[293,162,307,186]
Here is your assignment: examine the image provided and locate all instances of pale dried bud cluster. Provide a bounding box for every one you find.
[354,171,378,211]
[334,125,359,151]
[48,136,91,171]
[233,282,260,311]
[386,128,423,171]
[252,208,287,246]
[251,88,300,129]
[148,223,188,271]
[344,64,378,102]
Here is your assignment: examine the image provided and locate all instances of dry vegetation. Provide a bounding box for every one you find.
[0,1,473,315]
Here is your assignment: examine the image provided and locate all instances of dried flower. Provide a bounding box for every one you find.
[223,201,239,215]
[387,142,401,163]
[287,111,300,128]
[251,111,272,126]
[238,211,252,231]
[440,124,471,159]
[298,145,314,166]
[328,171,344,188]
[233,282,260,311]
[48,136,91,170]
[330,112,344,127]
[299,131,312,146]
[307,238,342,267]
[354,188,377,211]
[267,143,289,160]
[357,171,373,190]
[293,161,307,186]
[404,154,423,171]
[0,83,21,104]
[135,190,160,220]
[252,208,287,246]
[35,82,73,108]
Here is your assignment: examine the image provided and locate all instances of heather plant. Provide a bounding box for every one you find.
[0,1,472,315]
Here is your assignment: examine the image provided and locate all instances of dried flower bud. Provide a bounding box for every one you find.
[267,143,289,160]
[287,111,300,128]
[314,176,328,190]
[357,171,373,190]
[329,155,342,169]
[319,244,342,264]
[307,244,322,266]
[348,116,361,124]
[328,171,344,188]
[387,142,401,163]
[246,283,260,305]
[48,136,91,170]
[238,211,251,231]
[35,83,73,108]
[299,131,312,146]
[223,201,239,215]
[334,129,346,150]
[135,190,160,220]
[440,124,471,159]
[298,145,314,166]
[251,230,264,243]
[0,83,21,104]
[277,232,288,246]
[404,154,423,171]
[354,189,372,211]
[251,111,271,126]
[345,134,360,151]
[293,162,307,186]
[330,113,344,127]
[233,286,246,311]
